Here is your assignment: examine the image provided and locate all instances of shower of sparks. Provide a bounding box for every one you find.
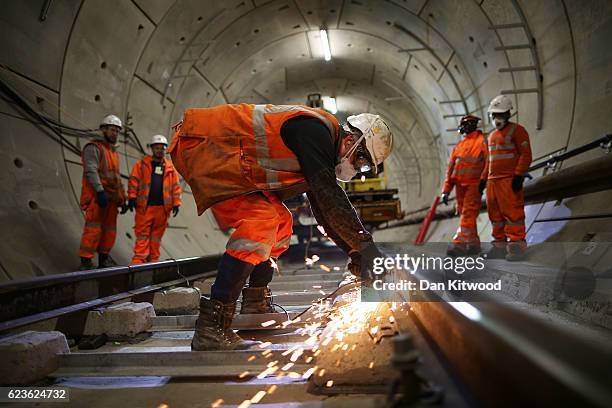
[214,285,399,405]
[302,366,317,379]
[250,391,267,403]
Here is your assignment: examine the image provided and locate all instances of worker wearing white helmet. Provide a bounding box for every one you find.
[168,103,394,351]
[127,135,182,264]
[78,114,128,270]
[482,95,532,261]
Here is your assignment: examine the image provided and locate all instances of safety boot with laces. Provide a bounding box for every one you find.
[240,287,275,314]
[191,297,259,351]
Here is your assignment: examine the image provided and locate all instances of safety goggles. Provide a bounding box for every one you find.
[354,145,374,173]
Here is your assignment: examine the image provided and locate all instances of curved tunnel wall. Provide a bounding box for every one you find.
[0,0,611,281]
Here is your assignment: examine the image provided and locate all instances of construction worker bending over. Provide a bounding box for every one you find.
[78,115,128,270]
[170,104,393,351]
[441,115,488,256]
[127,135,182,264]
[482,95,532,261]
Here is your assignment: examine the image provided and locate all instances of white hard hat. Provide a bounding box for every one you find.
[100,114,122,129]
[487,95,513,113]
[150,134,168,146]
[346,113,394,174]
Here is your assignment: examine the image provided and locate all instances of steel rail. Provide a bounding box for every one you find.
[402,264,612,407]
[0,255,221,333]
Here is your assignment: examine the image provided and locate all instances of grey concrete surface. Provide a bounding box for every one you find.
[1,0,612,280]
[0,330,69,385]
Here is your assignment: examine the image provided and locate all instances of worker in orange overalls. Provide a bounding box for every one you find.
[78,115,128,270]
[127,135,182,264]
[482,95,532,261]
[441,115,488,256]
[169,104,394,351]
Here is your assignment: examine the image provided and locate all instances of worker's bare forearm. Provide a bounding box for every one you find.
[306,167,372,252]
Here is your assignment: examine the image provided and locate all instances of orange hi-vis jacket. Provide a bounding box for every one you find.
[443,130,488,193]
[80,139,126,210]
[128,156,182,211]
[482,122,532,179]
[169,104,340,215]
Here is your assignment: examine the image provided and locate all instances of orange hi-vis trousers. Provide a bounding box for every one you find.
[486,177,526,245]
[79,202,118,258]
[131,205,169,264]
[452,183,481,247]
[211,191,293,265]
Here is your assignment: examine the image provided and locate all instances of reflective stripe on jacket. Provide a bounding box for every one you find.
[80,139,126,210]
[169,104,340,215]
[483,122,532,180]
[442,131,487,193]
[128,156,182,211]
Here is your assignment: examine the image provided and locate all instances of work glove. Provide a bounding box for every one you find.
[96,191,108,208]
[479,179,487,195]
[127,198,136,212]
[348,242,389,283]
[119,203,129,214]
[441,192,449,206]
[172,206,180,217]
[511,174,524,192]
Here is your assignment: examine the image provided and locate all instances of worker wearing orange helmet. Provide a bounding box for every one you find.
[78,115,128,270]
[441,115,488,256]
[169,104,394,351]
[126,135,182,264]
[481,95,532,261]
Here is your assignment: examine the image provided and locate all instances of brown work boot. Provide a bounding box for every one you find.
[240,287,275,314]
[191,297,259,351]
[505,242,527,262]
[487,245,507,259]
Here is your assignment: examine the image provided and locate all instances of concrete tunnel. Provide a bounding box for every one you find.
[1,0,612,406]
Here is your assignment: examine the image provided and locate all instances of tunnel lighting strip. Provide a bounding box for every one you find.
[320,29,332,61]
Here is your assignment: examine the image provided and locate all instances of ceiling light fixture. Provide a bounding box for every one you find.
[320,28,332,61]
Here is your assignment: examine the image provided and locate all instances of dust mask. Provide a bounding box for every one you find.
[493,117,506,130]
[335,134,365,182]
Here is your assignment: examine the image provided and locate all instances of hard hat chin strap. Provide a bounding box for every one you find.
[343,132,365,160]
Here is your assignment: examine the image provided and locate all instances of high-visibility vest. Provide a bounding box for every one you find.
[169,104,340,215]
[443,131,487,192]
[128,156,182,211]
[486,122,532,179]
[80,139,126,209]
